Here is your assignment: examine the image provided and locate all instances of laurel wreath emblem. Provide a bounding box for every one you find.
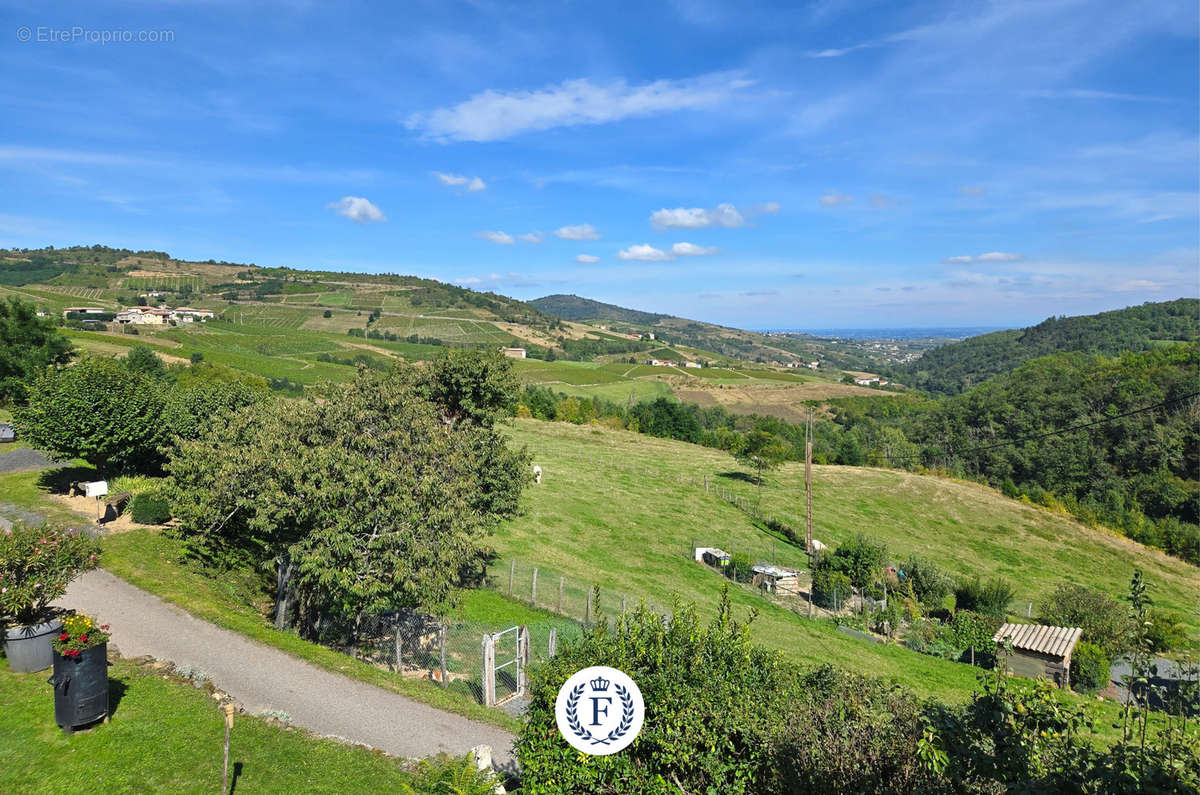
[564,682,636,746]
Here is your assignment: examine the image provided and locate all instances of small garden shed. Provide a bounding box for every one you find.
[697,547,731,569]
[993,623,1082,688]
[751,564,800,595]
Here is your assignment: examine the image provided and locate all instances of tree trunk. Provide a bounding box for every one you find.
[274,551,296,631]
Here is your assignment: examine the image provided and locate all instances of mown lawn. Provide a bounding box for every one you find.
[0,658,451,793]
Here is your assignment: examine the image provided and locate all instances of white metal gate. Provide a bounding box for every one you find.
[481,625,529,707]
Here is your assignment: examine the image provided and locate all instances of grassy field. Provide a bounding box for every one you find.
[497,420,1199,715]
[0,658,464,793]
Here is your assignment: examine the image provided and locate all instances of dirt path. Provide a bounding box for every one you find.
[60,571,517,770]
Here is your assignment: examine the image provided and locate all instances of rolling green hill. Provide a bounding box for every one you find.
[893,298,1200,395]
[496,419,1199,704]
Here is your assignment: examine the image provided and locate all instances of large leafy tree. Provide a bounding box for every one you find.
[14,356,165,473]
[168,363,529,639]
[0,297,73,404]
[422,347,518,428]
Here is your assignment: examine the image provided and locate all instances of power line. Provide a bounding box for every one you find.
[870,390,1200,465]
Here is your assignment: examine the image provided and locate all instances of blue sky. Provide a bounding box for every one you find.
[2,0,1197,329]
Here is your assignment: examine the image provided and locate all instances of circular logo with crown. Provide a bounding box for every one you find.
[554,666,644,755]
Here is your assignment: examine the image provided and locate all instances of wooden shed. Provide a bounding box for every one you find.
[700,548,731,569]
[993,623,1082,689]
[751,564,800,595]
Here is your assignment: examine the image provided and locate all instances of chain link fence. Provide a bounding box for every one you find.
[489,558,673,624]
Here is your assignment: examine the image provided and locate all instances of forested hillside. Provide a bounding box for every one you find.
[531,293,669,325]
[894,299,1199,394]
[832,344,1200,563]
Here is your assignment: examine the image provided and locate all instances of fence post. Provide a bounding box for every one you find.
[518,626,531,697]
[548,627,557,658]
[531,567,539,605]
[481,633,495,707]
[585,588,592,627]
[439,623,448,689]
[558,577,564,614]
[621,594,626,614]
[508,560,515,596]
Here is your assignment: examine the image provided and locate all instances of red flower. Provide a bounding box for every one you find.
[59,633,69,641]
[79,634,88,643]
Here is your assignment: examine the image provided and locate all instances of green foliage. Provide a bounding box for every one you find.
[734,429,790,486]
[161,377,266,445]
[1071,641,1110,694]
[1145,608,1188,654]
[0,297,73,404]
[123,344,167,378]
[189,351,204,363]
[899,555,954,607]
[167,364,529,640]
[129,492,172,524]
[953,575,1014,618]
[824,533,888,589]
[51,613,110,658]
[423,347,519,427]
[14,356,166,473]
[811,567,853,610]
[0,523,100,625]
[516,597,937,794]
[1040,582,1132,656]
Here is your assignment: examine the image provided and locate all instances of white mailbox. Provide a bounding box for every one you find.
[83,480,109,498]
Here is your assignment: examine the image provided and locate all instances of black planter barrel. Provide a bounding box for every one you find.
[48,644,109,733]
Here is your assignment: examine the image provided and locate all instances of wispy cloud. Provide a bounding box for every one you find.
[554,223,600,240]
[943,251,1023,264]
[617,244,674,261]
[326,196,385,224]
[819,191,853,207]
[433,171,486,191]
[407,73,749,142]
[672,242,719,256]
[518,232,543,243]
[650,203,744,229]
[575,254,600,263]
[478,230,515,245]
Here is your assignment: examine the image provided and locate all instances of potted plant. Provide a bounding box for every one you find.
[0,523,101,672]
[49,613,111,732]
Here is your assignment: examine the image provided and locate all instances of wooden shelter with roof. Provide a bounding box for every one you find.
[993,623,1083,689]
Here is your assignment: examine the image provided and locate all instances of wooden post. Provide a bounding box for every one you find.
[439,623,448,689]
[508,560,515,596]
[222,703,235,794]
[585,589,592,626]
[970,645,975,667]
[518,626,530,696]
[805,407,814,555]
[531,567,539,605]
[481,634,495,707]
[548,627,557,658]
[558,576,564,614]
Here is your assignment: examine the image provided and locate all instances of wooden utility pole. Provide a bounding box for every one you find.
[222,703,235,794]
[805,407,814,555]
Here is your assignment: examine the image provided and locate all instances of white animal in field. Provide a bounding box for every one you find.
[532,465,543,484]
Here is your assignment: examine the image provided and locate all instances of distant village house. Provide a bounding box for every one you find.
[501,347,527,359]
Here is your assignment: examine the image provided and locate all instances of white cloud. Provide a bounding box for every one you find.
[326,196,386,224]
[433,171,487,191]
[672,242,719,256]
[650,203,744,229]
[617,244,674,261]
[478,230,515,245]
[760,202,781,213]
[518,232,543,243]
[819,191,853,207]
[944,251,1024,263]
[407,73,747,142]
[574,254,600,264]
[454,277,482,284]
[554,223,600,240]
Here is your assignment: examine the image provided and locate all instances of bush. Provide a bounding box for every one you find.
[730,551,753,583]
[190,352,204,363]
[826,533,887,589]
[130,492,172,524]
[1070,641,1110,694]
[812,568,853,610]
[1040,582,1131,656]
[322,310,332,318]
[1145,608,1188,654]
[898,555,953,607]
[954,576,1014,618]
[0,523,100,625]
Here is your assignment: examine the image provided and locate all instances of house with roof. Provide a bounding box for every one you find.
[993,623,1083,689]
[751,564,801,595]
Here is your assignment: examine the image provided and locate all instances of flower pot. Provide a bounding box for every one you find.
[48,643,109,732]
[3,618,63,673]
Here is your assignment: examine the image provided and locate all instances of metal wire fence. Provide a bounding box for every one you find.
[489,558,673,624]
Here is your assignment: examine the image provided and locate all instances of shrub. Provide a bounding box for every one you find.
[898,555,953,607]
[190,352,204,363]
[1145,608,1187,654]
[322,310,332,318]
[954,576,1014,618]
[1040,582,1131,656]
[130,492,172,524]
[826,533,887,589]
[1070,641,1110,694]
[812,568,853,610]
[730,551,753,583]
[0,523,101,625]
